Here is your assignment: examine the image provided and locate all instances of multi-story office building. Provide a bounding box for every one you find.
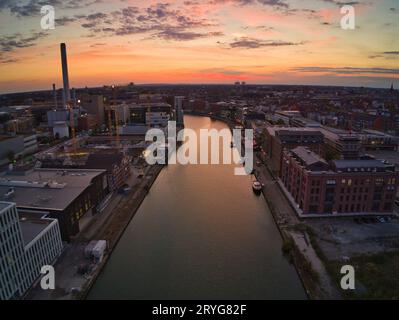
[0,202,63,300]
[360,129,398,151]
[319,127,362,160]
[118,103,172,135]
[0,168,108,242]
[280,146,399,216]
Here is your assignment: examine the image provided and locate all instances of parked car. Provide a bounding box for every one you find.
[118,184,132,194]
[377,216,386,223]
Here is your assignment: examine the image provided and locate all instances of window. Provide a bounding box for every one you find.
[384,203,392,211]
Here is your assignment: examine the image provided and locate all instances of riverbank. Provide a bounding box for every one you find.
[25,163,164,300]
[209,113,340,300]
[79,164,164,299]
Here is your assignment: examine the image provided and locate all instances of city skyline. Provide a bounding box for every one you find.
[0,0,398,93]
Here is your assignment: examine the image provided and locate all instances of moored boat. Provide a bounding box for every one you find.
[252,181,262,194]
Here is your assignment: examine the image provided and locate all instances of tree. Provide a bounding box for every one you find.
[276,119,285,126]
[325,149,339,162]
[6,150,15,163]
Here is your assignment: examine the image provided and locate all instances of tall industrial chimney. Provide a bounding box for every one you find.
[52,83,58,109]
[60,43,71,109]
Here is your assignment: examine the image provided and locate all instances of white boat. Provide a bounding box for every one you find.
[252,181,262,194]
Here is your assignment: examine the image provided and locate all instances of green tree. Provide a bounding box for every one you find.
[6,150,15,163]
[276,119,285,126]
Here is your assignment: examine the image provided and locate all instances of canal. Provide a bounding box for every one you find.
[88,115,306,299]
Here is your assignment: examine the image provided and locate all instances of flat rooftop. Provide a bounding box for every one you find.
[292,146,328,166]
[0,201,12,211]
[366,150,399,167]
[333,159,390,169]
[19,214,53,245]
[266,126,323,136]
[0,168,106,211]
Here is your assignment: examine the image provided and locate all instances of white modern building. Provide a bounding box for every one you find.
[0,202,63,300]
[53,121,70,138]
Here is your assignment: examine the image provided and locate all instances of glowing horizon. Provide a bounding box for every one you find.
[0,0,398,94]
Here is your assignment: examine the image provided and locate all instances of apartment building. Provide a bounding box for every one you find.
[280,146,399,216]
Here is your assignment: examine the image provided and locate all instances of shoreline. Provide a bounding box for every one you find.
[80,164,164,300]
[202,112,332,300]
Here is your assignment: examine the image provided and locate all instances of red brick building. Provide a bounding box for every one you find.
[280,146,398,216]
[264,127,324,174]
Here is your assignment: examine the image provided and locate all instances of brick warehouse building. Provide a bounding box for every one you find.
[280,146,399,216]
[264,127,325,174]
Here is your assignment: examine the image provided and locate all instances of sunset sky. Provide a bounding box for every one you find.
[0,0,398,93]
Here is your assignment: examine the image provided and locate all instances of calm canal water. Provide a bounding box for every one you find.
[88,115,306,299]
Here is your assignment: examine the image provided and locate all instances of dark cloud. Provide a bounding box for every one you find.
[292,66,399,75]
[0,51,18,64]
[368,55,383,59]
[72,3,221,41]
[0,0,103,17]
[242,25,274,31]
[229,37,304,49]
[0,31,48,52]
[321,0,359,5]
[367,52,399,60]
[258,0,289,8]
[154,30,223,41]
[206,0,289,9]
[55,16,79,26]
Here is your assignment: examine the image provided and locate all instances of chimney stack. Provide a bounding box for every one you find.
[60,43,71,109]
[52,83,58,109]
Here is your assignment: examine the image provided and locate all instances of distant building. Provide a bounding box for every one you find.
[53,121,69,138]
[291,116,321,128]
[319,127,362,160]
[80,94,104,124]
[360,129,398,151]
[77,114,99,131]
[118,103,172,135]
[174,96,185,126]
[84,150,131,191]
[272,110,301,125]
[0,135,24,165]
[3,117,34,135]
[0,168,109,241]
[47,109,69,128]
[0,134,38,165]
[0,202,63,300]
[280,146,399,216]
[264,127,324,174]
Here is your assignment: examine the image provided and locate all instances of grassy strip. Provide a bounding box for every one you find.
[328,251,399,299]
